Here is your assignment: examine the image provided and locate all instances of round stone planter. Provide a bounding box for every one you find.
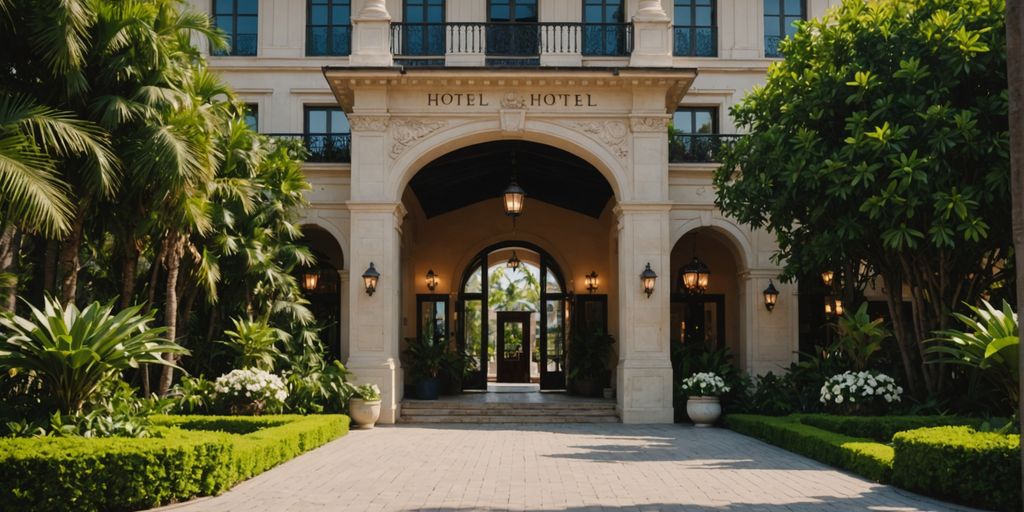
[686,396,721,427]
[349,398,382,429]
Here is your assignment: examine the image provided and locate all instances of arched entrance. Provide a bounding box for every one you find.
[457,241,568,390]
[297,225,345,361]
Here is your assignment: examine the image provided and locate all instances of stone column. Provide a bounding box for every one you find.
[629,0,673,67]
[338,269,351,362]
[739,270,799,376]
[615,203,674,423]
[346,202,406,424]
[350,0,393,66]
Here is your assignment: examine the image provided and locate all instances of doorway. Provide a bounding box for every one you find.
[497,311,531,383]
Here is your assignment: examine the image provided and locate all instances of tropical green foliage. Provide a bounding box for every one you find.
[354,383,381,401]
[0,297,185,414]
[928,300,1019,411]
[713,0,1012,397]
[218,317,283,371]
[404,334,450,381]
[832,303,889,371]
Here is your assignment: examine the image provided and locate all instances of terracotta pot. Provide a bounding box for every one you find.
[349,398,382,429]
[686,396,721,427]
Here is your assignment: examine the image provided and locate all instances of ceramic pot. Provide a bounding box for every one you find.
[416,377,440,400]
[349,398,382,429]
[686,396,721,427]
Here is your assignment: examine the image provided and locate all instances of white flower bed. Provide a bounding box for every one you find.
[680,372,731,397]
[214,368,288,414]
[819,370,902,407]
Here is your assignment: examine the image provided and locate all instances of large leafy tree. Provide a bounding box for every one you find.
[714,0,1011,395]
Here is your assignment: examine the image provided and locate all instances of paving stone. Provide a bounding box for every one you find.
[150,424,978,512]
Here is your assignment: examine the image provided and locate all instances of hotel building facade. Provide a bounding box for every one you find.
[191,0,843,423]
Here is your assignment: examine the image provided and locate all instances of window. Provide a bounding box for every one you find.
[673,107,717,134]
[304,107,351,162]
[764,0,804,58]
[243,104,258,132]
[673,0,715,57]
[487,0,539,62]
[400,0,445,57]
[582,0,626,56]
[307,0,351,56]
[212,0,258,56]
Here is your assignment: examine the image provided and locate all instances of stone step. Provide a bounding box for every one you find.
[401,401,615,411]
[401,407,616,416]
[398,414,620,424]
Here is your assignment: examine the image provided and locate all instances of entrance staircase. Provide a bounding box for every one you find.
[399,395,620,424]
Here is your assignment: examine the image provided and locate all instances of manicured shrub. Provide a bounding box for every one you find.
[0,414,349,512]
[725,414,893,482]
[893,426,1021,512]
[799,414,983,442]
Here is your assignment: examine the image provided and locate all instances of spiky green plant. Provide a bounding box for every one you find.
[0,297,186,414]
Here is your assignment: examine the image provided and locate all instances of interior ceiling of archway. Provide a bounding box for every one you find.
[408,140,614,219]
[300,227,344,269]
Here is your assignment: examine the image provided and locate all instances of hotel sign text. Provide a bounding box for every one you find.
[426,92,598,108]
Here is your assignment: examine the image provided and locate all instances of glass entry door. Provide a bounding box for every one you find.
[496,311,531,383]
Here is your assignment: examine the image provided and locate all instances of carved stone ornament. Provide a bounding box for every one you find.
[500,92,527,109]
[499,109,526,133]
[390,119,446,158]
[630,116,669,133]
[574,120,629,159]
[348,115,390,132]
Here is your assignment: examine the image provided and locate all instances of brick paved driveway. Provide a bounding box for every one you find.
[155,424,973,512]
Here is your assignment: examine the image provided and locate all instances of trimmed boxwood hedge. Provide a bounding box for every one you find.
[893,426,1021,512]
[725,414,894,482]
[0,414,349,512]
[799,414,983,442]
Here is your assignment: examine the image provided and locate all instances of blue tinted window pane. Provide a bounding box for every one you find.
[332,5,350,22]
[235,33,257,55]
[677,6,691,24]
[331,26,350,54]
[695,27,714,55]
[784,0,801,15]
[307,110,327,133]
[695,111,713,132]
[215,15,233,31]
[308,27,327,54]
[311,5,327,22]
[764,16,780,36]
[785,16,801,35]
[215,0,232,14]
[695,6,711,25]
[584,5,602,22]
[330,112,350,133]
[238,0,258,14]
[764,0,779,15]
[237,16,257,33]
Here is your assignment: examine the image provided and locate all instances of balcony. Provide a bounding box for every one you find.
[672,26,716,57]
[390,22,633,65]
[668,133,741,163]
[270,133,351,163]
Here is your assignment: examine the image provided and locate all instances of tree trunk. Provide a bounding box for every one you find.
[42,240,57,297]
[0,224,21,312]
[57,208,87,305]
[119,238,141,310]
[158,231,186,396]
[145,236,168,312]
[1003,0,1023,506]
[883,271,922,397]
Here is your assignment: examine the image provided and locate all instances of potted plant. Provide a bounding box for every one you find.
[348,383,382,429]
[568,329,615,397]
[440,349,477,395]
[680,371,730,427]
[404,333,448,400]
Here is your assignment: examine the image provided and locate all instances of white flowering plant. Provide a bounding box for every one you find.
[213,368,289,415]
[680,372,731,397]
[819,370,902,414]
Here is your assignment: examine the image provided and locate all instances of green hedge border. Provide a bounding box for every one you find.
[893,426,1021,512]
[0,414,349,512]
[798,414,983,442]
[724,414,894,482]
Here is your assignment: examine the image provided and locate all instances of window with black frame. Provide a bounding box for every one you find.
[487,0,539,64]
[304,107,351,162]
[307,0,351,56]
[243,104,258,132]
[399,0,445,61]
[670,107,719,163]
[582,0,625,56]
[212,0,258,56]
[673,0,715,57]
[764,0,804,58]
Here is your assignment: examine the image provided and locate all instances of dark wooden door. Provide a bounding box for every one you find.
[496,311,530,383]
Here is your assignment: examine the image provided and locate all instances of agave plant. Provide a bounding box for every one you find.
[0,297,186,414]
[928,300,1019,406]
[217,316,283,371]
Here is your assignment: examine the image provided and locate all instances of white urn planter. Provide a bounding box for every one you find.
[349,398,382,429]
[686,396,721,427]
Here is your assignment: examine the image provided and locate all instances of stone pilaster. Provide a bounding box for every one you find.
[350,0,393,66]
[629,0,673,67]
[615,203,674,423]
[338,269,351,362]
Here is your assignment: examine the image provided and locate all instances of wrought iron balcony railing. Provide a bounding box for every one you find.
[269,133,351,163]
[669,133,742,163]
[390,22,633,63]
[672,26,717,57]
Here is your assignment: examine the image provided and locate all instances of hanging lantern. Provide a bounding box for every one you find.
[502,178,526,218]
[681,256,711,294]
[834,298,845,316]
[506,251,521,271]
[763,280,779,312]
[640,263,657,298]
[301,271,320,292]
[585,271,599,294]
[425,269,438,291]
[362,263,380,296]
[821,270,834,287]
[824,295,834,317]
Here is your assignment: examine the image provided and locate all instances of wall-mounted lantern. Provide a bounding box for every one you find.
[821,270,834,287]
[640,263,657,298]
[763,280,779,312]
[301,271,320,292]
[425,269,438,291]
[362,263,380,296]
[824,296,845,318]
[834,298,845,316]
[585,271,599,294]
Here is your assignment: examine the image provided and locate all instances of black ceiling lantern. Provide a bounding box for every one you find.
[680,234,711,294]
[502,153,526,226]
[506,250,521,272]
